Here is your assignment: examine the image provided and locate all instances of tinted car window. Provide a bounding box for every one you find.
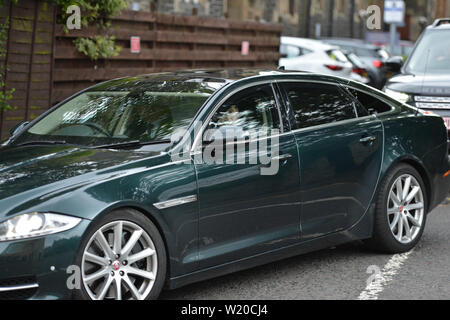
[346,88,392,115]
[354,47,380,58]
[280,44,312,58]
[405,30,450,74]
[326,49,349,63]
[281,82,357,129]
[208,85,280,138]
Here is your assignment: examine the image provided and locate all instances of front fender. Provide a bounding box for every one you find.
[3,157,199,278]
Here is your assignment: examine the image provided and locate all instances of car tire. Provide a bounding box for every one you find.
[365,164,428,254]
[73,209,167,300]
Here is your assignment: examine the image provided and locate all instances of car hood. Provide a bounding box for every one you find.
[0,145,167,204]
[385,73,450,96]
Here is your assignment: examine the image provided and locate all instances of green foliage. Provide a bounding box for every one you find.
[0,19,15,112]
[52,0,128,60]
[74,36,121,61]
[0,0,18,8]
[52,0,129,30]
[1,0,128,63]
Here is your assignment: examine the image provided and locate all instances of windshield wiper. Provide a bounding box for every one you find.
[94,140,172,149]
[15,140,67,147]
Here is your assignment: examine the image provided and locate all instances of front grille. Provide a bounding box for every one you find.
[0,276,38,300]
[415,96,450,109]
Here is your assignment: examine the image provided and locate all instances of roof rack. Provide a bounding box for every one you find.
[432,18,450,27]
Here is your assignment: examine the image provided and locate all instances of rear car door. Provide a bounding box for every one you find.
[278,81,383,240]
[194,83,301,269]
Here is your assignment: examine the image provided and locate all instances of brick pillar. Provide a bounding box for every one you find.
[263,0,277,23]
[209,0,224,18]
[157,0,174,14]
[327,0,335,37]
[349,0,355,38]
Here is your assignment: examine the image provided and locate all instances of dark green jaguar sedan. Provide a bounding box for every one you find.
[0,69,449,300]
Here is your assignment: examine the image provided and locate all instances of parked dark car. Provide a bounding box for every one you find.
[1,69,449,300]
[322,38,390,89]
[384,18,450,139]
[342,50,373,86]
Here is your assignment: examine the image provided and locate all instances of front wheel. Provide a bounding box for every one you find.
[366,164,427,253]
[73,209,167,300]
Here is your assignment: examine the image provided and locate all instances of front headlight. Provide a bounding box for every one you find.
[0,213,81,242]
[384,88,411,104]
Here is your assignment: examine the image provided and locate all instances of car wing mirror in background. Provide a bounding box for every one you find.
[10,121,30,137]
[385,56,404,73]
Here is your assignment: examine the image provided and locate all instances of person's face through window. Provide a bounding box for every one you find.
[222,105,240,124]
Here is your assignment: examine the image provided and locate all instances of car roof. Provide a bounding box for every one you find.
[281,36,337,51]
[429,18,450,29]
[90,68,349,92]
[426,24,450,30]
[93,69,290,89]
[321,38,379,50]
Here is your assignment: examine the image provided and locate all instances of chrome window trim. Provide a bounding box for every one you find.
[280,113,378,136]
[190,113,376,152]
[154,195,198,210]
[0,283,39,292]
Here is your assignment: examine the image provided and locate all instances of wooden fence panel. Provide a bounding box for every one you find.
[53,11,282,104]
[1,2,281,139]
[0,0,55,139]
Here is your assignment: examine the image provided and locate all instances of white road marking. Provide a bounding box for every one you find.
[357,250,414,300]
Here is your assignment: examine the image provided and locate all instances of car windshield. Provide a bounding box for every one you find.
[14,79,224,148]
[346,52,365,68]
[327,49,349,63]
[405,30,450,74]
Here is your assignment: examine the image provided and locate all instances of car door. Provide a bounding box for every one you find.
[194,83,301,269]
[278,81,383,240]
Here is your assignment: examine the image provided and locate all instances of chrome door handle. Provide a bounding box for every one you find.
[271,154,293,162]
[359,136,376,144]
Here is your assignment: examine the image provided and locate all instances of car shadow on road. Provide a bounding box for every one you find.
[160,241,392,300]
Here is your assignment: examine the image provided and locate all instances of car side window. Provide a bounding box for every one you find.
[281,44,301,58]
[281,82,357,129]
[346,88,392,115]
[207,84,280,139]
[280,45,311,58]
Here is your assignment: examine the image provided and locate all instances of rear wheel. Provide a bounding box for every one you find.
[366,164,427,253]
[73,209,167,300]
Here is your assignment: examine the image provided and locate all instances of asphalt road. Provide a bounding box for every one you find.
[161,198,450,300]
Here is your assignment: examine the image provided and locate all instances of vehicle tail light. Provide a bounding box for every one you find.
[352,67,367,76]
[420,110,439,116]
[373,60,384,68]
[325,65,343,71]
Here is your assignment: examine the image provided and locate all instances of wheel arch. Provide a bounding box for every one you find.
[88,203,174,283]
[382,156,432,212]
[122,205,173,285]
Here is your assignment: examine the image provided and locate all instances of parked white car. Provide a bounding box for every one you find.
[279,37,353,79]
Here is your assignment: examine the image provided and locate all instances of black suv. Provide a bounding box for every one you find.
[384,19,450,137]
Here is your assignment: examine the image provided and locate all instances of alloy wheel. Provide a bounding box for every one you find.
[81,220,158,300]
[387,174,425,244]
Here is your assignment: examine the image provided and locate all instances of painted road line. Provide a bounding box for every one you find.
[357,250,414,300]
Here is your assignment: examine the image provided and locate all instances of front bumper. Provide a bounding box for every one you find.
[0,219,90,300]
